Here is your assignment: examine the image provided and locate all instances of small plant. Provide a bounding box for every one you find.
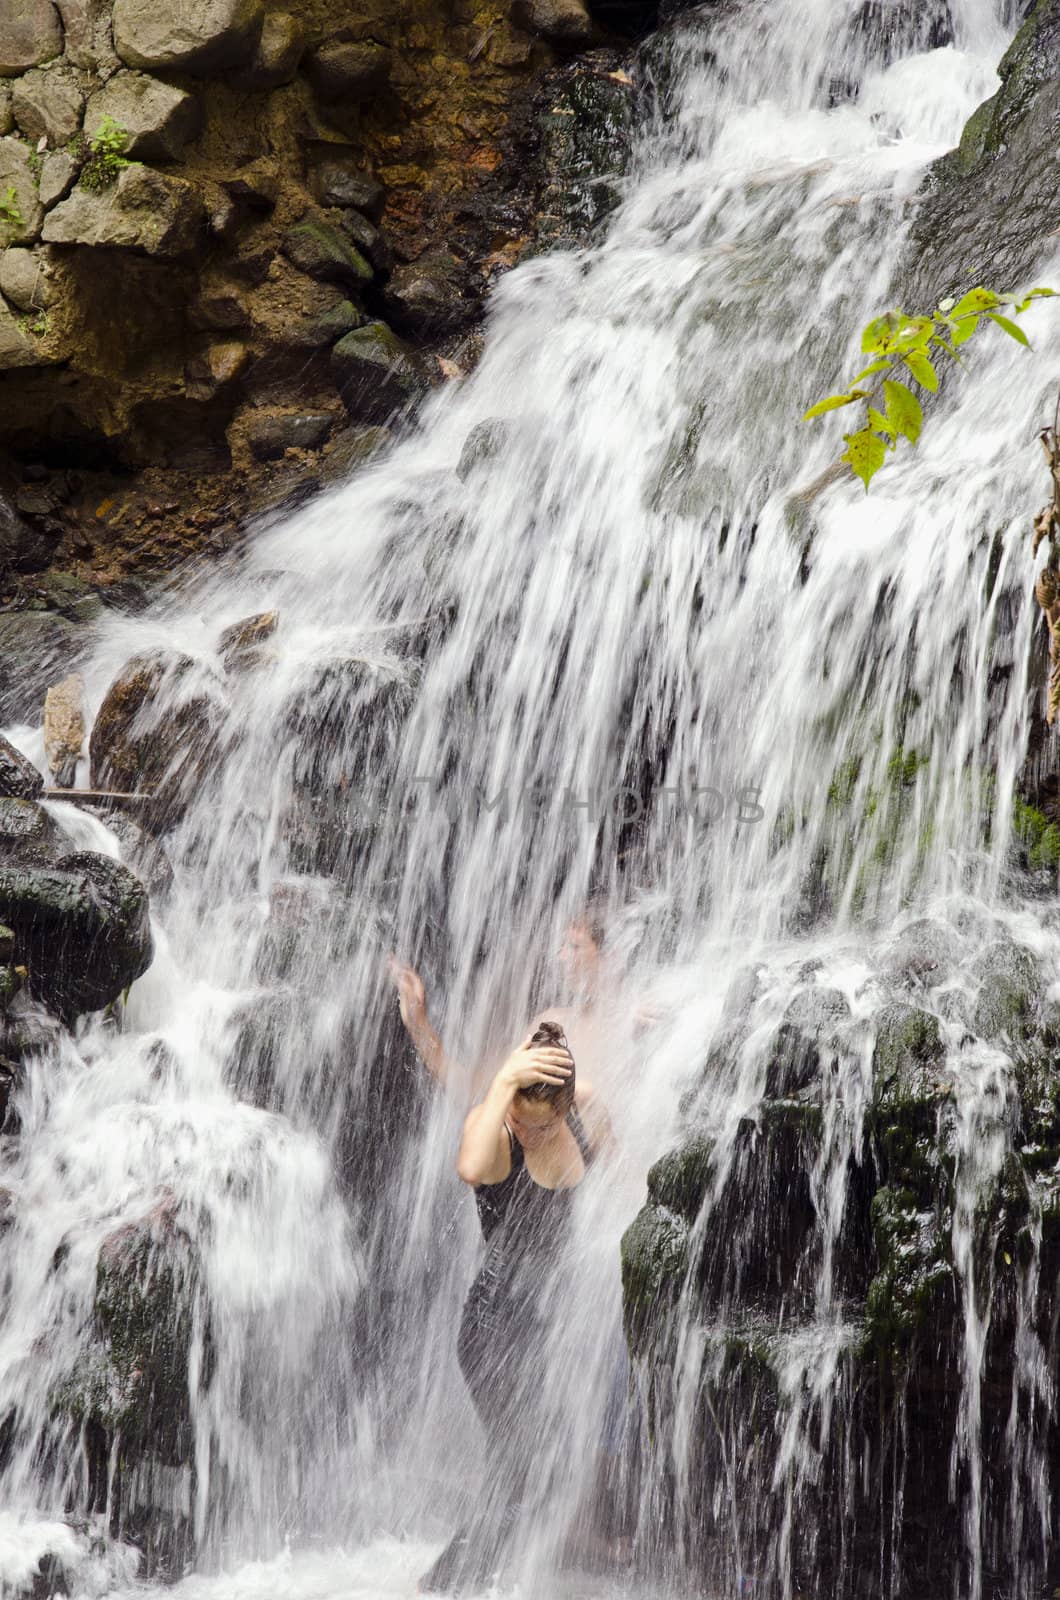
[80,116,130,192]
[0,184,24,235]
[803,285,1056,491]
[18,310,50,339]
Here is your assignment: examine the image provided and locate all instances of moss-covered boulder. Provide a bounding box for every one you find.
[620,1201,689,1359]
[0,851,152,1020]
[331,322,429,424]
[970,940,1041,1044]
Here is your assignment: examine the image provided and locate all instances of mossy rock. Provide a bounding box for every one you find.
[646,1135,715,1222]
[871,1001,945,1113]
[281,218,373,288]
[970,940,1041,1043]
[862,1184,953,1368]
[620,1202,689,1359]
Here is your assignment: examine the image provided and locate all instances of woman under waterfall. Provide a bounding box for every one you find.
[418,1020,614,1595]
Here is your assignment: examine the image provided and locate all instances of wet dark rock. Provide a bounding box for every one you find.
[245,411,336,461]
[646,1134,714,1221]
[282,297,364,352]
[90,810,175,901]
[0,608,88,723]
[879,917,960,989]
[456,419,512,482]
[970,940,1041,1042]
[620,1202,689,1358]
[0,798,68,868]
[337,208,392,275]
[0,850,152,1020]
[764,985,849,1096]
[532,51,635,250]
[331,322,429,424]
[217,607,278,671]
[871,1001,945,1116]
[383,251,474,337]
[902,0,1060,304]
[0,735,44,800]
[0,493,61,574]
[89,649,224,830]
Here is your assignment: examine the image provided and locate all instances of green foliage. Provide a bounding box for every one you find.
[1012,796,1060,871]
[0,184,24,235]
[804,285,1056,491]
[18,309,50,339]
[80,116,130,192]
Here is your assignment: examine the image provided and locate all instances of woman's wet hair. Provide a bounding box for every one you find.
[521,1020,575,1112]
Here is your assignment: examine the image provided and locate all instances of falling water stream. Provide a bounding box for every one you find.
[2,0,1059,1595]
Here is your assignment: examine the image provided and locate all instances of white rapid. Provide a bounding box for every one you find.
[2,0,1058,1596]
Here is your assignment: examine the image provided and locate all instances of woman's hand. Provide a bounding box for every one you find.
[388,956,427,1030]
[495,1032,573,1095]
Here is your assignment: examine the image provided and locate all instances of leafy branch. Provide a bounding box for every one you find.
[803,285,1056,491]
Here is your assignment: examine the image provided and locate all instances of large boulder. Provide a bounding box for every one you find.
[383,251,474,337]
[42,165,206,258]
[0,136,44,244]
[112,0,264,74]
[89,649,223,829]
[0,850,153,1018]
[85,72,202,162]
[55,0,119,70]
[0,299,45,372]
[12,66,85,145]
[0,0,62,76]
[0,611,86,721]
[0,246,59,313]
[331,322,429,423]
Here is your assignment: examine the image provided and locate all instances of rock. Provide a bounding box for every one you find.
[383,251,472,336]
[0,491,60,569]
[55,0,119,70]
[44,673,85,787]
[764,985,851,1097]
[308,157,384,218]
[0,850,152,1017]
[0,611,84,721]
[971,940,1041,1042]
[646,1135,715,1222]
[0,299,42,372]
[880,918,960,989]
[184,338,248,397]
[0,0,62,76]
[38,149,77,207]
[0,246,57,311]
[620,1202,689,1358]
[90,809,173,899]
[283,298,363,351]
[112,0,264,74]
[871,1001,946,1117]
[89,649,223,828]
[456,419,511,481]
[218,608,277,669]
[43,165,206,258]
[331,321,428,423]
[303,40,391,103]
[35,569,102,621]
[0,797,67,867]
[235,9,302,87]
[244,411,335,461]
[0,736,44,800]
[0,136,44,244]
[281,217,372,288]
[223,161,278,211]
[85,72,202,162]
[902,0,1060,303]
[188,288,250,332]
[12,67,85,145]
[338,208,391,275]
[513,0,593,43]
[0,87,10,134]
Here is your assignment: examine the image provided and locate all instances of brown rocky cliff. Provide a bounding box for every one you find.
[0,0,638,603]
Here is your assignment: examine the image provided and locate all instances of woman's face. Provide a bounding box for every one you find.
[509,1096,566,1151]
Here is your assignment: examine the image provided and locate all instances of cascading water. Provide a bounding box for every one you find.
[2,0,1058,1596]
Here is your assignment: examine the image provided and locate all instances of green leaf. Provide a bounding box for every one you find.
[861,313,899,354]
[867,406,896,439]
[929,333,960,361]
[851,358,892,383]
[985,310,1030,347]
[950,313,979,347]
[803,392,862,421]
[952,286,999,318]
[903,350,938,391]
[884,378,923,445]
[842,429,886,492]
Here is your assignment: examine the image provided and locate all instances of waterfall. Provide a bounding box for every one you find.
[2,0,1058,1595]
